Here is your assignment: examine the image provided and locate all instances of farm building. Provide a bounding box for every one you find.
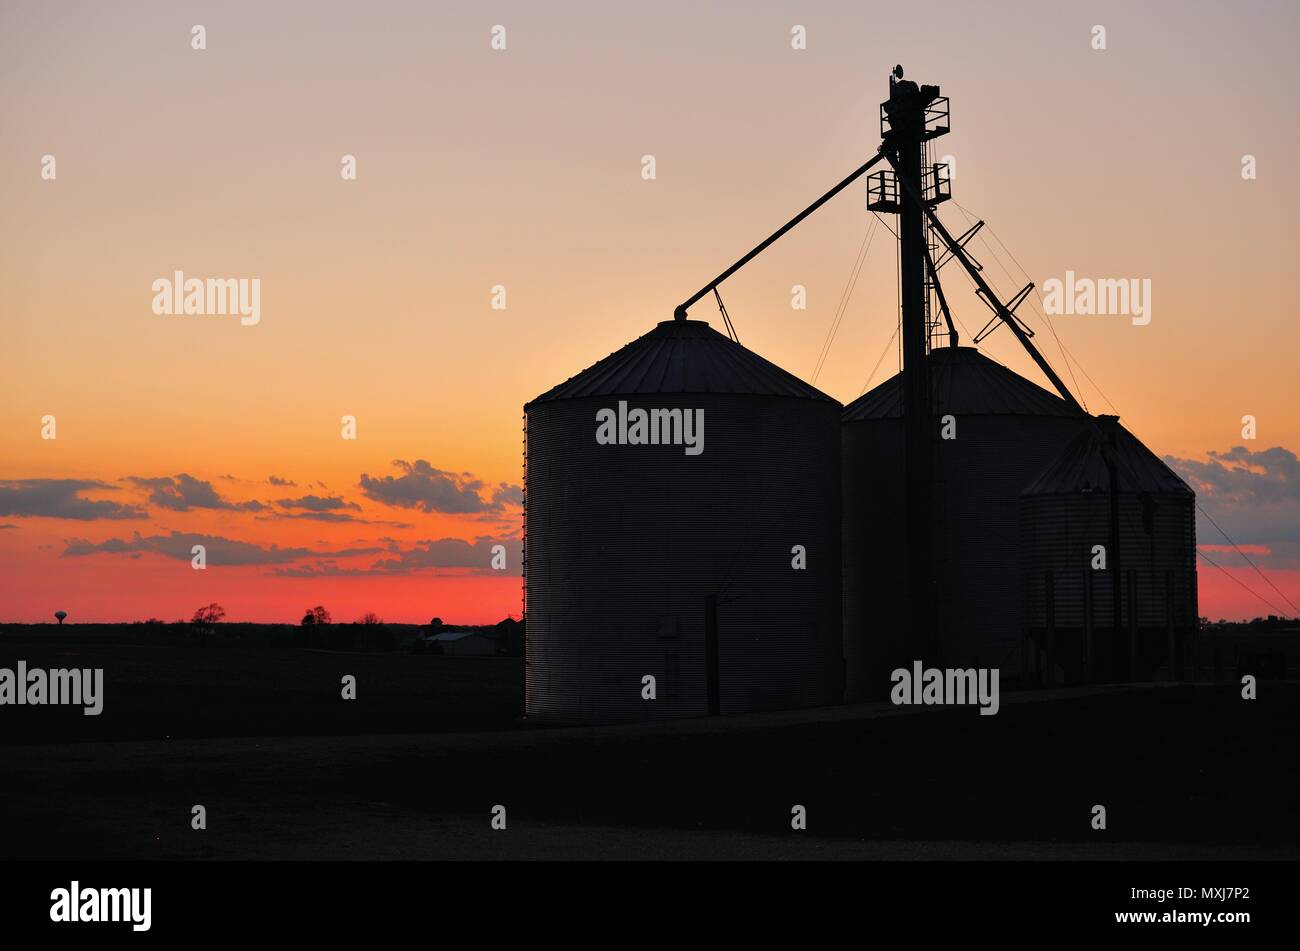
[426,630,499,657]
[523,317,843,724]
[842,347,1088,698]
[1020,414,1198,683]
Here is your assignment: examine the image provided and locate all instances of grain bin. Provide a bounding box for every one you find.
[842,346,1086,699]
[1019,415,1197,683]
[524,318,842,724]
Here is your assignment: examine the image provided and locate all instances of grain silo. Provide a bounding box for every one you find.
[1019,415,1197,684]
[841,346,1087,699]
[523,317,842,724]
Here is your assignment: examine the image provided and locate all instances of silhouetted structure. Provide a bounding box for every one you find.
[429,629,497,656]
[842,348,1085,698]
[840,69,1198,694]
[524,66,1197,718]
[523,319,842,723]
[1020,415,1197,684]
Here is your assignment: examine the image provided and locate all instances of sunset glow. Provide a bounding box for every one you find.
[3,0,1298,623]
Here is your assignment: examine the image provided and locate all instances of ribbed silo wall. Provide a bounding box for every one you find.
[525,393,841,724]
[1020,493,1198,639]
[842,419,906,701]
[843,414,1084,699]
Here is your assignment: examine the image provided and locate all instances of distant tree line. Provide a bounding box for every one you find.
[55,602,526,655]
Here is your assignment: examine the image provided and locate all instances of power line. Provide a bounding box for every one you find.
[1197,502,1300,615]
[1197,548,1287,617]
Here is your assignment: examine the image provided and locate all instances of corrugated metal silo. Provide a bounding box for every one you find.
[524,318,842,724]
[1019,415,1197,682]
[841,346,1086,699]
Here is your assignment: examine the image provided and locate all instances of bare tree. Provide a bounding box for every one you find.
[192,602,226,633]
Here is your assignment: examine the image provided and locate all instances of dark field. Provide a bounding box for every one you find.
[1,632,1298,859]
[0,637,521,744]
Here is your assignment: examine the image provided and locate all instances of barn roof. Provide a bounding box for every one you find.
[429,630,494,642]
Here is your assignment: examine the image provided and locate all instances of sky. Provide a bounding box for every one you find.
[1,0,1298,624]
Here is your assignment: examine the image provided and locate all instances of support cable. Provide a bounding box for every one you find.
[813,218,879,384]
[711,287,740,344]
[953,202,1087,411]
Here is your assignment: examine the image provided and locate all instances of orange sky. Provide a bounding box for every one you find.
[2,1,1298,623]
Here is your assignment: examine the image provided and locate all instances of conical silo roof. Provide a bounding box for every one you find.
[842,346,1080,421]
[526,319,836,408]
[1021,416,1193,497]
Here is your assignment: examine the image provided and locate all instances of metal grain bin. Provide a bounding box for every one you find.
[1019,415,1197,682]
[524,318,842,724]
[842,346,1086,699]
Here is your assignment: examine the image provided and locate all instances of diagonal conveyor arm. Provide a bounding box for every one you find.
[884,152,1085,414]
[674,150,891,321]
